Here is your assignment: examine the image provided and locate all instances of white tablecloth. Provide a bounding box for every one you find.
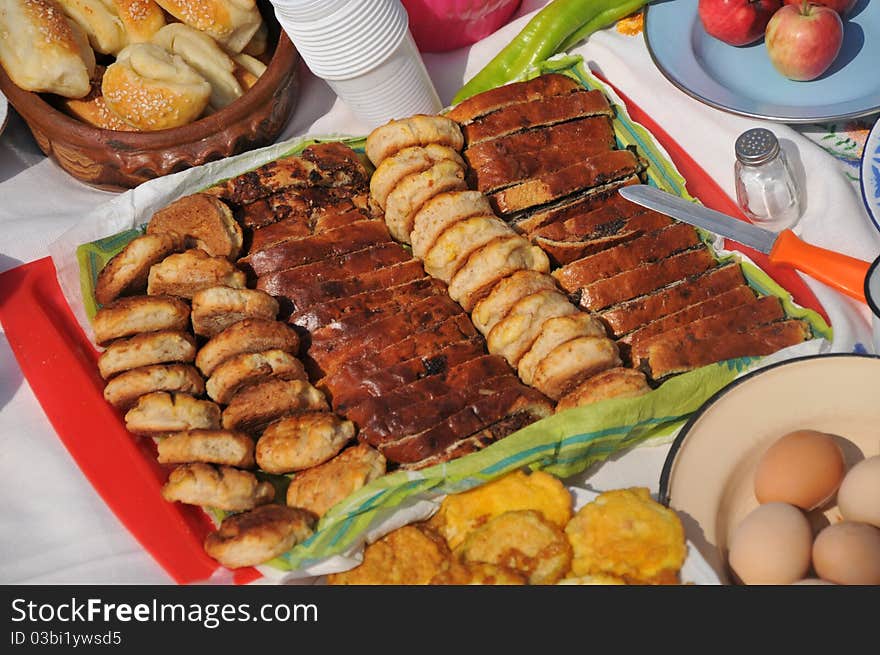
[1,0,878,584]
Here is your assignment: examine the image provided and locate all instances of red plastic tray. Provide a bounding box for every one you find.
[0,92,827,586]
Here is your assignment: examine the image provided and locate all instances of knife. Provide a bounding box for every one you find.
[619,185,870,303]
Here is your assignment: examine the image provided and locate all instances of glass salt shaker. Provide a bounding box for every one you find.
[734,128,801,231]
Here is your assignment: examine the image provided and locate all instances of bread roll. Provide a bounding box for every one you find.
[59,67,139,130]
[56,0,127,55]
[102,42,211,130]
[113,0,165,43]
[0,0,96,98]
[154,0,262,53]
[152,23,243,109]
[232,53,264,90]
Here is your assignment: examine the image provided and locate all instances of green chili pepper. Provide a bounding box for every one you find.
[452,0,651,105]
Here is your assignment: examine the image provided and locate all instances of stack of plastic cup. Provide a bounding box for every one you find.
[270,0,442,128]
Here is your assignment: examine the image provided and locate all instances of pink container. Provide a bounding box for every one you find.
[402,0,521,52]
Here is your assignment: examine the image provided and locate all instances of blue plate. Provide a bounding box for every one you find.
[644,0,880,123]
[861,115,880,233]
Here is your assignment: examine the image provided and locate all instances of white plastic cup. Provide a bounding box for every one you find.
[269,0,442,127]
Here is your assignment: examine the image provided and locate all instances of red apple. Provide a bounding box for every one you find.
[782,0,857,15]
[698,0,783,46]
[766,2,844,81]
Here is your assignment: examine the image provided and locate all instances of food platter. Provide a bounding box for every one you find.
[3,64,832,581]
[861,115,880,233]
[644,0,880,123]
[659,354,880,584]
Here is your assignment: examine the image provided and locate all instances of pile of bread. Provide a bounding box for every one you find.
[92,192,387,569]
[0,0,269,131]
[364,115,642,407]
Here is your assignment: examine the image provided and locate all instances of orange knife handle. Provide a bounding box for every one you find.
[769,229,870,303]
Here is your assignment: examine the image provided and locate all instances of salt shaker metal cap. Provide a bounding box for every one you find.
[735,128,780,166]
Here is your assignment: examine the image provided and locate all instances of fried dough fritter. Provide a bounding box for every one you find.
[384,159,467,243]
[221,378,328,434]
[517,313,608,386]
[195,318,300,376]
[92,295,190,345]
[206,349,307,404]
[95,232,186,305]
[124,391,221,435]
[146,248,246,299]
[422,214,512,283]
[204,504,316,569]
[97,330,197,379]
[327,524,451,585]
[102,363,205,410]
[161,462,274,511]
[455,510,572,585]
[365,114,464,167]
[556,367,651,412]
[565,487,686,585]
[429,470,572,550]
[410,190,493,260]
[157,429,256,468]
[370,144,465,211]
[470,270,558,337]
[191,286,279,337]
[430,561,526,585]
[256,412,354,474]
[285,443,386,518]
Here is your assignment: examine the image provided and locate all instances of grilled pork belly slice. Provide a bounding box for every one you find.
[463,89,613,145]
[622,286,757,347]
[513,176,640,234]
[531,336,622,400]
[328,338,487,412]
[308,295,466,377]
[490,149,643,216]
[556,368,651,412]
[317,314,480,396]
[259,259,426,316]
[411,190,494,259]
[290,277,441,332]
[598,263,746,337]
[487,290,579,368]
[448,235,550,312]
[470,137,618,194]
[242,219,392,276]
[464,117,615,178]
[290,277,443,332]
[248,208,370,253]
[447,73,582,124]
[517,313,608,386]
[256,242,411,301]
[630,295,786,364]
[307,294,465,375]
[378,386,552,463]
[357,374,524,447]
[575,247,716,311]
[345,355,513,439]
[207,143,369,206]
[642,319,811,380]
[471,270,559,337]
[553,224,701,289]
[423,214,514,283]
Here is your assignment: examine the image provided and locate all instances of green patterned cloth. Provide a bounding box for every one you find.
[75,57,832,577]
[795,115,879,185]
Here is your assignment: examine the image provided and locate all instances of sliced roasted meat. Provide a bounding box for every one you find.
[379,386,551,463]
[630,295,786,364]
[575,247,716,311]
[622,285,757,347]
[469,135,618,194]
[463,89,613,145]
[308,295,466,376]
[447,73,583,124]
[490,149,643,216]
[513,176,640,234]
[248,208,370,253]
[258,259,427,315]
[552,224,701,289]
[464,117,615,179]
[345,355,513,440]
[598,263,746,337]
[242,219,392,276]
[237,186,369,230]
[207,143,369,206]
[327,337,487,412]
[290,277,444,332]
[318,314,480,397]
[257,242,411,308]
[641,319,811,380]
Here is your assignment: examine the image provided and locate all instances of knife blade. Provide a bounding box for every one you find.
[619,185,777,253]
[618,184,870,303]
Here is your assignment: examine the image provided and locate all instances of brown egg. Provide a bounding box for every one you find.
[812,521,880,585]
[754,430,845,510]
[728,503,812,585]
[837,456,880,528]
